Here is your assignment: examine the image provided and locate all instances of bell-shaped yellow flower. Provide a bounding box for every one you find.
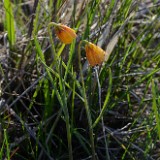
[84,41,106,67]
[51,22,77,44]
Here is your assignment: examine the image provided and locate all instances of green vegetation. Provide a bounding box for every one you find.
[0,0,160,160]
[3,0,16,46]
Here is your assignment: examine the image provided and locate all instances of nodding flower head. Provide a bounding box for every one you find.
[51,22,77,44]
[84,41,107,67]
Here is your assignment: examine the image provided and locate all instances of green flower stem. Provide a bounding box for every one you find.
[78,41,96,160]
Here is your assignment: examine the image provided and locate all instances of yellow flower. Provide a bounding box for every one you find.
[52,22,77,44]
[84,41,106,67]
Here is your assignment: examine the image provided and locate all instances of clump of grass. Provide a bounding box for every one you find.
[0,0,160,160]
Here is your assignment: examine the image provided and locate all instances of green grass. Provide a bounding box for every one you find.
[0,0,160,160]
[3,0,15,46]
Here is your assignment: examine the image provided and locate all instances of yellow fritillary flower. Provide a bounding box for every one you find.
[51,22,77,44]
[84,41,107,67]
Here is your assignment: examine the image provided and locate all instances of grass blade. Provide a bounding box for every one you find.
[4,0,15,46]
[152,79,160,140]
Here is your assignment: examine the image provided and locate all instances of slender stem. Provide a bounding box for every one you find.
[58,64,73,160]
[78,41,96,160]
[94,67,110,160]
[66,115,73,160]
[48,22,56,64]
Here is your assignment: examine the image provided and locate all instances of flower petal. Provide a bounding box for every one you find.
[85,42,106,67]
[54,24,77,44]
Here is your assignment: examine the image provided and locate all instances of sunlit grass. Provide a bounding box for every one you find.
[4,0,15,46]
